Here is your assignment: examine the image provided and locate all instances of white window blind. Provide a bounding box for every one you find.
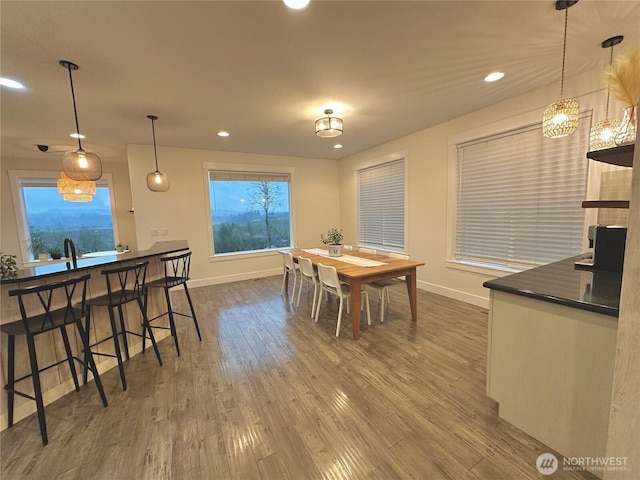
[209,171,290,183]
[358,158,405,249]
[455,112,591,269]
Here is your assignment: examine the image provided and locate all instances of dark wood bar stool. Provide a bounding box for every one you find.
[144,251,201,356]
[84,261,162,391]
[2,274,108,445]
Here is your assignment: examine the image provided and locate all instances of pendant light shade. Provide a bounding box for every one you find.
[542,1,579,139]
[589,35,623,151]
[315,109,343,138]
[59,60,103,180]
[57,172,96,202]
[146,115,170,192]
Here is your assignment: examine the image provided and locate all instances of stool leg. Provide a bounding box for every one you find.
[183,284,202,341]
[75,319,108,408]
[107,306,127,391]
[117,304,130,361]
[59,325,80,392]
[138,296,162,366]
[164,287,180,356]
[141,289,149,354]
[82,311,92,385]
[6,334,16,428]
[25,333,48,445]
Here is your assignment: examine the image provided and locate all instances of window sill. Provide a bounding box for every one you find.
[208,248,282,263]
[445,259,527,277]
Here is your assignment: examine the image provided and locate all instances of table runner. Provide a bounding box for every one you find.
[301,248,386,267]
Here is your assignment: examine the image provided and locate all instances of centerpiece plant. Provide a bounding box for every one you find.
[321,228,344,257]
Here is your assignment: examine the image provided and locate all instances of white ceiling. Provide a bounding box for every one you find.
[1,1,639,164]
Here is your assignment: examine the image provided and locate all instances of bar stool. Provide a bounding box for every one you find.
[144,251,201,356]
[2,274,108,445]
[84,261,162,391]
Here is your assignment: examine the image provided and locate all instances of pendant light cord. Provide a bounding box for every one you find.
[65,63,83,151]
[150,117,159,172]
[605,45,613,119]
[559,7,568,99]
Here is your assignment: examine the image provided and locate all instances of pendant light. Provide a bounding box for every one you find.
[589,35,623,151]
[146,115,170,192]
[315,109,343,138]
[542,1,579,138]
[59,60,103,181]
[57,172,96,202]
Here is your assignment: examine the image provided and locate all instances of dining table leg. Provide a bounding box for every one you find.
[405,267,418,321]
[349,278,363,340]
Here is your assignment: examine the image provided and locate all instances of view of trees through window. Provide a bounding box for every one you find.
[209,178,291,254]
[22,186,115,259]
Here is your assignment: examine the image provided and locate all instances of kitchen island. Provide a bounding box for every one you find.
[0,240,189,431]
[483,256,620,478]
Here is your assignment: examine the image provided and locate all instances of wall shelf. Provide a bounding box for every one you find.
[581,200,630,209]
[586,144,634,168]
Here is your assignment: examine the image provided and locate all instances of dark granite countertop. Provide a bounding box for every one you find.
[483,255,622,317]
[1,240,189,285]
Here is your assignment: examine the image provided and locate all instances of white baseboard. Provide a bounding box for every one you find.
[417,280,489,309]
[188,268,281,288]
[190,270,489,309]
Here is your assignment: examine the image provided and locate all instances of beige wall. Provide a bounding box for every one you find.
[126,145,339,286]
[338,68,619,307]
[0,157,136,266]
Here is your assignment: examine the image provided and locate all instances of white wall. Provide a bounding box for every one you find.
[126,145,340,286]
[339,68,619,307]
[0,157,136,265]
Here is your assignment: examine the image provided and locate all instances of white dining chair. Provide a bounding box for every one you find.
[366,252,410,322]
[280,252,300,303]
[315,263,371,337]
[296,256,319,317]
[358,247,377,255]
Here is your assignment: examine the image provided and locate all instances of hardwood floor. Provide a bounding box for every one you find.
[1,276,598,480]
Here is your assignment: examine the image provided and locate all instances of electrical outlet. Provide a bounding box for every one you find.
[151,229,159,237]
[160,228,169,236]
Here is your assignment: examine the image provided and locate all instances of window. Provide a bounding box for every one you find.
[208,169,292,255]
[454,112,591,270]
[357,157,405,250]
[9,171,118,261]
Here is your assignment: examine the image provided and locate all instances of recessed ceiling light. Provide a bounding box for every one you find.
[333,144,343,149]
[217,131,230,137]
[283,0,310,9]
[484,71,505,82]
[0,77,26,89]
[70,133,85,139]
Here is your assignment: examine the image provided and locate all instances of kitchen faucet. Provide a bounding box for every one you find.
[63,237,77,269]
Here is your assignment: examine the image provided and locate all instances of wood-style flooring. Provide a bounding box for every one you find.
[0,276,598,480]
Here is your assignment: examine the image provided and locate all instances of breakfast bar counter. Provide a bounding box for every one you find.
[483,255,620,478]
[0,240,190,431]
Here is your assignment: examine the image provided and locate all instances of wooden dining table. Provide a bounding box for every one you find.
[280,247,425,339]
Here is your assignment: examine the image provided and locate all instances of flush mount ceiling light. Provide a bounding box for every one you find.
[57,172,96,202]
[542,1,580,138]
[283,0,310,9]
[315,109,343,138]
[59,60,103,181]
[0,77,25,89]
[217,131,230,137]
[146,115,170,192]
[484,71,505,82]
[589,35,623,151]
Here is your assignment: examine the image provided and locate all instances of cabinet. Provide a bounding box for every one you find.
[583,144,634,209]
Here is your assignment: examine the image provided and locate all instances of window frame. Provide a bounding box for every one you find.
[202,162,296,261]
[445,106,600,276]
[8,170,119,265]
[354,151,408,253]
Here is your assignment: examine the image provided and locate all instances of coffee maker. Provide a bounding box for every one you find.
[575,225,627,271]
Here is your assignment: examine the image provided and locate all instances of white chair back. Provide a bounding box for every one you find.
[298,256,316,279]
[359,247,377,254]
[317,263,342,296]
[283,252,297,272]
[388,252,409,260]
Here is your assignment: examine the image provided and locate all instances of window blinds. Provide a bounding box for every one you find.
[358,158,405,249]
[455,112,591,269]
[209,171,290,183]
